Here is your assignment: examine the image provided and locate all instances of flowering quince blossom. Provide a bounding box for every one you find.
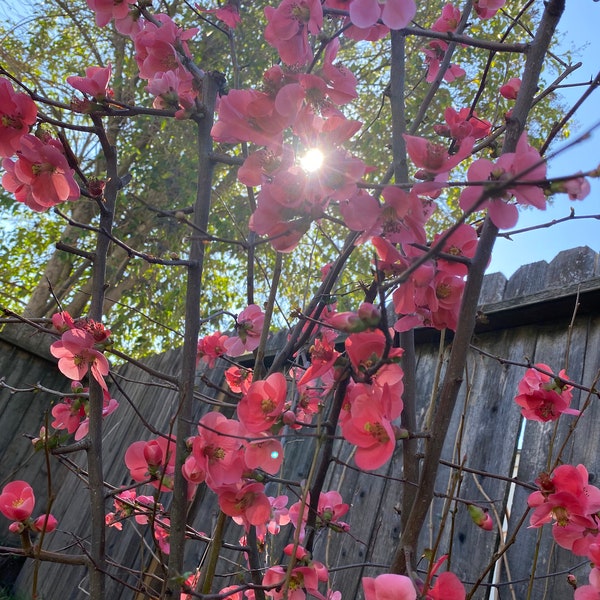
[146,70,197,120]
[514,363,579,422]
[0,481,35,522]
[474,0,506,19]
[217,481,272,529]
[224,304,266,356]
[264,0,323,66]
[404,134,474,177]
[528,464,600,542]
[263,544,330,600]
[362,573,416,600]
[423,40,465,84]
[197,1,241,29]
[349,0,416,30]
[289,491,350,540]
[67,65,113,101]
[125,436,177,491]
[192,412,246,488]
[51,381,118,440]
[431,3,461,32]
[434,107,491,143]
[86,0,138,31]
[499,77,521,100]
[459,131,546,229]
[133,14,198,81]
[50,327,110,392]
[0,77,37,158]
[2,134,80,212]
[237,372,287,433]
[196,331,228,368]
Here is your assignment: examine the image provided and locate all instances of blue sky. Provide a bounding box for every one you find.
[488,1,600,277]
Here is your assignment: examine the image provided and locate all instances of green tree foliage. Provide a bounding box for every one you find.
[0,0,571,356]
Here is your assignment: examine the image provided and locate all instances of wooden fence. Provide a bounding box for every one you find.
[1,245,599,599]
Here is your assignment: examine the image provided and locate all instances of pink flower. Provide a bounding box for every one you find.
[86,0,137,28]
[245,436,284,475]
[341,386,397,470]
[514,364,579,422]
[193,412,245,488]
[198,2,241,29]
[459,132,546,229]
[362,573,416,600]
[197,331,228,368]
[436,107,491,142]
[237,372,287,433]
[349,0,416,30]
[264,0,323,66]
[431,4,461,33]
[224,304,265,356]
[554,173,591,200]
[404,134,473,176]
[67,65,113,101]
[217,481,272,528]
[50,328,110,391]
[499,77,521,100]
[474,0,506,19]
[0,481,35,522]
[32,514,58,533]
[0,77,37,158]
[2,134,80,211]
[423,40,465,83]
[124,436,177,491]
[426,571,466,599]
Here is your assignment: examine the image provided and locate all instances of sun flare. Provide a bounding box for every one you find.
[300,148,324,172]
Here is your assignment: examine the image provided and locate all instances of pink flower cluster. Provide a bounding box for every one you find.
[514,363,579,422]
[528,464,600,558]
[459,132,547,229]
[50,311,112,392]
[51,380,118,441]
[0,481,58,535]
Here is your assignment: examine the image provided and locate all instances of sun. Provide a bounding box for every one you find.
[299,148,324,172]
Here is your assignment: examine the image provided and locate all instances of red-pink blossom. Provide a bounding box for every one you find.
[237,372,287,433]
[50,328,110,391]
[349,0,416,30]
[264,0,323,66]
[125,436,177,491]
[0,78,37,158]
[404,134,473,176]
[499,77,521,100]
[193,412,245,488]
[2,134,80,211]
[431,4,461,32]
[474,0,506,19]
[86,0,137,28]
[67,65,113,101]
[0,481,35,522]
[363,573,416,600]
[212,88,290,150]
[245,436,284,475]
[514,364,579,422]
[459,132,546,229]
[426,571,466,599]
[423,40,465,83]
[134,14,198,81]
[197,331,228,368]
[224,304,265,356]
[32,513,58,533]
[217,481,272,528]
[198,2,241,29]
